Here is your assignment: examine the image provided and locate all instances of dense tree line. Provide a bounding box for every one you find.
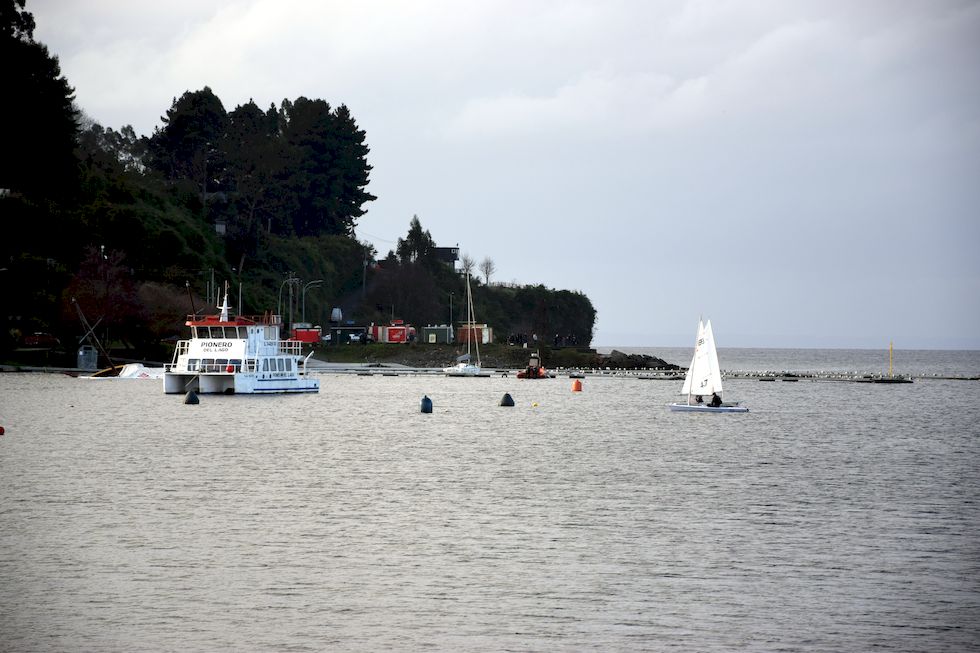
[150,89,375,242]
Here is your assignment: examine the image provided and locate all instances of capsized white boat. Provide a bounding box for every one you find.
[163,288,319,395]
[668,318,748,413]
[80,363,165,379]
[94,363,165,379]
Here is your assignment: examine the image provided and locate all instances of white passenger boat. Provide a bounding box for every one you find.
[163,291,319,395]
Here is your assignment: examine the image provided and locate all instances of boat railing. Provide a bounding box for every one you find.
[184,313,283,325]
[277,340,306,356]
[168,340,190,366]
[165,355,260,374]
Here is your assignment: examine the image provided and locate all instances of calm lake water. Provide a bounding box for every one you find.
[2,350,979,651]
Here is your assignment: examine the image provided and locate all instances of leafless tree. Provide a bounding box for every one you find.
[460,253,475,277]
[479,256,496,285]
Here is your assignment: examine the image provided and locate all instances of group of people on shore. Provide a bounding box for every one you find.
[506,333,580,347]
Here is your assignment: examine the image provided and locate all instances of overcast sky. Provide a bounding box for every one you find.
[30,0,980,348]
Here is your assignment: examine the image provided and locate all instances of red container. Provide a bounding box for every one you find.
[387,326,407,343]
[292,327,321,343]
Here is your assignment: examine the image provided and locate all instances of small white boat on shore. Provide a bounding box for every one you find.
[163,290,319,395]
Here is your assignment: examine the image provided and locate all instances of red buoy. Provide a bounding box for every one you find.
[0,425,5,435]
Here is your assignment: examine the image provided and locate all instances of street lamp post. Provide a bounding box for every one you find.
[362,259,368,300]
[302,280,323,323]
[278,272,294,319]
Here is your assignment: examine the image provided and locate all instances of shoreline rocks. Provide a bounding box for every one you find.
[600,350,681,370]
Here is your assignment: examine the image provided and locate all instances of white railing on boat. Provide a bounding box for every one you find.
[166,339,310,371]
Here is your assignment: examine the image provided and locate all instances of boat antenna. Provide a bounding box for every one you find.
[186,280,197,316]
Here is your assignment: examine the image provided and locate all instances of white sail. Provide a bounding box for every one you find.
[680,319,704,396]
[680,318,724,398]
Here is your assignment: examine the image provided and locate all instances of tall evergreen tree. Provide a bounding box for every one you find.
[395,215,435,264]
[0,0,79,197]
[280,97,375,237]
[150,87,228,194]
[223,100,282,255]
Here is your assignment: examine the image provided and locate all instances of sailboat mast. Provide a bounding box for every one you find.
[687,317,701,406]
[467,273,480,365]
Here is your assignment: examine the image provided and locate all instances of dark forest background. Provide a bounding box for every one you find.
[0,0,595,363]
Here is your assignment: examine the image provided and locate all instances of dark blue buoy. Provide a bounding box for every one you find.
[420,395,433,413]
[499,392,515,407]
[184,390,200,405]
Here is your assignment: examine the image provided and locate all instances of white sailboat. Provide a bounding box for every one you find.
[444,272,486,377]
[668,318,748,413]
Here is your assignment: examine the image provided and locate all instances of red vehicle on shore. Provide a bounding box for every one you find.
[23,332,60,348]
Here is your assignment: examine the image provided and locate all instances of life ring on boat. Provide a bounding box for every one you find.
[226,364,235,373]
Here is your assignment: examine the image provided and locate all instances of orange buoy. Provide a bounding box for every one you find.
[572,379,583,392]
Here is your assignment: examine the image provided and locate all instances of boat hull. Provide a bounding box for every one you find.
[516,370,548,379]
[164,372,319,394]
[668,403,749,413]
[444,363,488,377]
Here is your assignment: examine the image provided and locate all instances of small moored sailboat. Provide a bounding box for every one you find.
[444,272,487,377]
[668,318,748,413]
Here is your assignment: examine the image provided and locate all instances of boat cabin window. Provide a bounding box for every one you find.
[187,359,200,371]
[286,359,293,372]
[230,359,242,372]
[202,358,215,372]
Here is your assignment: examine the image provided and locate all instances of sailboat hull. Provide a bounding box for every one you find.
[668,403,748,413]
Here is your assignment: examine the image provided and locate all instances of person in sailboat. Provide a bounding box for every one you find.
[694,395,703,404]
[709,393,722,407]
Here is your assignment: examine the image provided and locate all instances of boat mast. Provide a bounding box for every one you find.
[467,272,480,366]
[687,317,701,406]
[218,281,231,322]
